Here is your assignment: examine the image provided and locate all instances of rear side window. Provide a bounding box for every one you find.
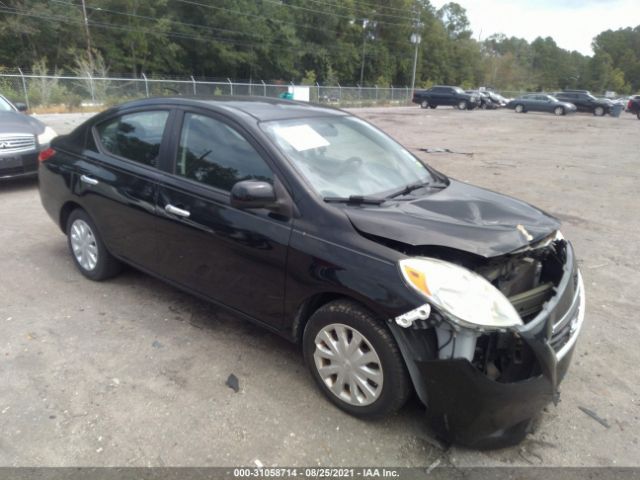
[96,110,169,167]
[176,113,273,191]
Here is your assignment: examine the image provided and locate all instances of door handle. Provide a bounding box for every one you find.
[80,174,99,186]
[165,204,191,218]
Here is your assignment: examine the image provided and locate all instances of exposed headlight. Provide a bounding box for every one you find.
[399,257,523,330]
[37,126,57,147]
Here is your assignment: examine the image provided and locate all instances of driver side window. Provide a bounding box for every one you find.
[176,113,273,191]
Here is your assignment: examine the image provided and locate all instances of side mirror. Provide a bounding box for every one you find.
[14,102,28,112]
[230,180,276,210]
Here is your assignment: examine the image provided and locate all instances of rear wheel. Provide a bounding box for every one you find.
[66,209,121,281]
[420,100,429,109]
[515,104,525,113]
[303,300,410,418]
[594,106,605,116]
[457,100,468,110]
[554,106,565,116]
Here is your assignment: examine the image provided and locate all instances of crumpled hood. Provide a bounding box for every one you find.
[345,179,560,258]
[0,112,45,135]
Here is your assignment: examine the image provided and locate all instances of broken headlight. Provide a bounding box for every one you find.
[399,257,523,330]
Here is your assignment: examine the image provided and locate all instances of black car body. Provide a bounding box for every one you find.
[0,94,57,180]
[626,95,640,119]
[507,94,576,115]
[412,86,481,110]
[38,97,585,449]
[554,90,611,116]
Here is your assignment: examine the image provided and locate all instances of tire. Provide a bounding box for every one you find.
[66,209,122,281]
[554,106,565,116]
[457,100,467,110]
[302,300,410,418]
[420,100,429,109]
[515,104,525,113]
[429,105,437,109]
[594,106,605,116]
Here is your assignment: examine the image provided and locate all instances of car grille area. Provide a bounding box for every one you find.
[0,134,36,155]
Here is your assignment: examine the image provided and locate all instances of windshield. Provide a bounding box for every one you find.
[0,96,14,112]
[260,116,434,199]
[548,95,559,102]
[454,87,465,94]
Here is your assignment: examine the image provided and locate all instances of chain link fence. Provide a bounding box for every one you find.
[0,71,413,112]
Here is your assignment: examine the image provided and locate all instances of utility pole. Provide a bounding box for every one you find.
[410,33,421,95]
[410,8,423,95]
[80,0,93,66]
[359,19,369,87]
[359,18,376,86]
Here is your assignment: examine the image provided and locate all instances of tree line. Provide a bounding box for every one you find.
[0,0,638,94]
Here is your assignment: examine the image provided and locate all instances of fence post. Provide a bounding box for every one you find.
[391,85,394,102]
[261,80,266,97]
[88,72,96,103]
[375,85,378,102]
[316,81,320,103]
[17,68,30,110]
[190,75,197,96]
[227,78,233,96]
[141,73,149,98]
[405,86,409,104]
[249,79,252,96]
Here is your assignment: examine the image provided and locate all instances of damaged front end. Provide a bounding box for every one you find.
[389,233,585,449]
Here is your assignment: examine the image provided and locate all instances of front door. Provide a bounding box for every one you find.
[154,110,292,328]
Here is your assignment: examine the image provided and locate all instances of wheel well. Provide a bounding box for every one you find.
[59,201,82,233]
[291,292,383,344]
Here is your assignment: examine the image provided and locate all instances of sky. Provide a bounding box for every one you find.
[429,0,640,55]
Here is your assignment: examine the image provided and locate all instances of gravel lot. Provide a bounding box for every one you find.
[1,107,639,467]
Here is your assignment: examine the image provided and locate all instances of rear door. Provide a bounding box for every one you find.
[79,108,174,269]
[154,108,292,328]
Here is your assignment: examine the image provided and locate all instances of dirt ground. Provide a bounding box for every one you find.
[1,107,639,467]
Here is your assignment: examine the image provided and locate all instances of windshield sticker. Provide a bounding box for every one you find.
[274,125,330,151]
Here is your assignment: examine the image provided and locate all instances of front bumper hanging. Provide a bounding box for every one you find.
[390,245,585,449]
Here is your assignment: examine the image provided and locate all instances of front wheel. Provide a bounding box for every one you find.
[457,100,468,110]
[420,100,429,109]
[303,300,410,418]
[554,106,565,116]
[594,106,605,116]
[515,104,525,113]
[66,209,122,281]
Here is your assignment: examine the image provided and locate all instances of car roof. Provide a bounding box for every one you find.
[105,96,349,122]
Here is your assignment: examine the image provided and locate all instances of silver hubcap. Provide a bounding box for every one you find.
[555,107,562,115]
[313,323,383,406]
[70,219,98,271]
[516,105,523,112]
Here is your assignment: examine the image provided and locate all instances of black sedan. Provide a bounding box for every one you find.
[507,94,577,115]
[0,94,57,179]
[38,97,585,448]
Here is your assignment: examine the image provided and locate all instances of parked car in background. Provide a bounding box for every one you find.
[484,91,509,107]
[0,93,57,180]
[507,94,576,116]
[627,95,640,119]
[465,90,498,109]
[554,90,611,116]
[413,86,481,110]
[39,97,584,449]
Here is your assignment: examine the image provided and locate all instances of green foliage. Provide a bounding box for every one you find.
[0,0,637,96]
